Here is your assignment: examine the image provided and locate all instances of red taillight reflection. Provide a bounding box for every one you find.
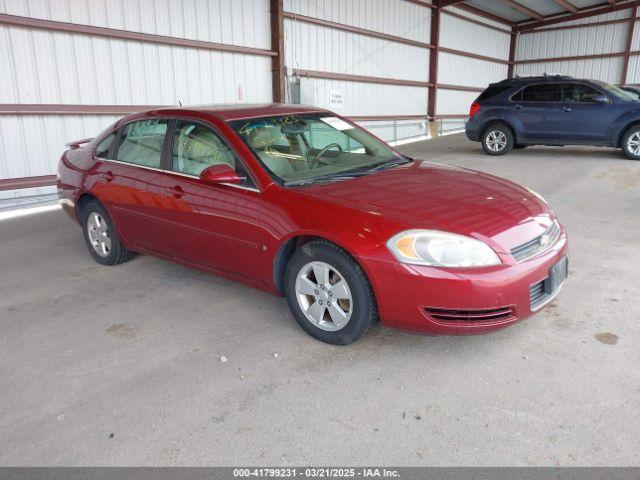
[469,102,481,117]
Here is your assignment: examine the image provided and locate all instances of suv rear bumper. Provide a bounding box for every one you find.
[465,116,482,142]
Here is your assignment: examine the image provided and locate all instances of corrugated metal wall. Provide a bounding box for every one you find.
[283,0,431,42]
[0,0,273,193]
[6,0,513,196]
[516,57,624,84]
[440,9,510,57]
[437,7,510,118]
[283,1,511,140]
[284,0,432,142]
[515,8,637,84]
[0,0,271,44]
[5,0,635,201]
[627,6,640,84]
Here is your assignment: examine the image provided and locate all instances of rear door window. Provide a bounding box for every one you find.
[116,119,169,168]
[514,84,562,102]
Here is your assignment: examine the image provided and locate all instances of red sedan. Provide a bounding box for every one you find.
[57,104,568,345]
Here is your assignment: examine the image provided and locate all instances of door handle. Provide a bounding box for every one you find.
[562,106,572,112]
[100,171,114,182]
[515,104,524,110]
[168,185,184,199]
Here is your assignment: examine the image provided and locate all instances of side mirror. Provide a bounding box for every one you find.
[199,164,245,185]
[593,93,609,104]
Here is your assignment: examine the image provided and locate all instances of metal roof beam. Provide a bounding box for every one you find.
[516,0,636,31]
[500,0,544,20]
[454,3,515,25]
[552,0,579,13]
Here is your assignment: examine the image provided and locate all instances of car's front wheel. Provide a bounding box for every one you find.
[622,126,640,160]
[81,200,134,265]
[481,124,514,156]
[285,241,378,345]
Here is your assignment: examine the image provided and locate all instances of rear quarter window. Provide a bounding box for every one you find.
[477,84,512,102]
[95,132,116,159]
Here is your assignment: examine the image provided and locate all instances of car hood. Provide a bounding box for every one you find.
[297,160,555,253]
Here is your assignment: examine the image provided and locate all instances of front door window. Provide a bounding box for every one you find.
[172,121,254,187]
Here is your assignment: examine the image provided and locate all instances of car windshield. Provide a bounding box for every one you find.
[229,113,408,186]
[596,81,639,102]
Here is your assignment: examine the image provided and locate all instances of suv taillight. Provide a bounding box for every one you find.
[469,102,481,117]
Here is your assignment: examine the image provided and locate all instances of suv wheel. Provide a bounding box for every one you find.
[482,124,514,156]
[622,126,640,160]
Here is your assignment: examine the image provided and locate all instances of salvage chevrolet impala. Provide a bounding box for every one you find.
[57,104,568,345]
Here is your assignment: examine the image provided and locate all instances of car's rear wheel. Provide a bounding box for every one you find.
[81,200,134,265]
[622,126,640,160]
[285,241,377,345]
[482,124,514,156]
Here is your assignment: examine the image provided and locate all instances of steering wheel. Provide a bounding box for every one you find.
[309,143,343,168]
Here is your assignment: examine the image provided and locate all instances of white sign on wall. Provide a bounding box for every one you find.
[329,89,344,111]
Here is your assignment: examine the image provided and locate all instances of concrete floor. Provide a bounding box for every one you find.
[1,134,640,466]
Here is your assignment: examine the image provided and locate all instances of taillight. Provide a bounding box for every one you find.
[469,102,481,117]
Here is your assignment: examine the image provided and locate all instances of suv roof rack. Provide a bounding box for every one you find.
[488,74,576,88]
[514,74,573,81]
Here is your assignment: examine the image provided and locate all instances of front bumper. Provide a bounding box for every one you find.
[360,230,568,335]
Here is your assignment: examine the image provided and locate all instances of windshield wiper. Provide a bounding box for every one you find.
[284,172,366,187]
[363,157,412,173]
[284,157,413,187]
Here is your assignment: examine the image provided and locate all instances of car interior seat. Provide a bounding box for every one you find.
[246,126,296,177]
[175,124,236,176]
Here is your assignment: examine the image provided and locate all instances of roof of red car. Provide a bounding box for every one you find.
[144,103,328,121]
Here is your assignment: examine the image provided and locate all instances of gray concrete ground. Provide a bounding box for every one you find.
[1,134,640,466]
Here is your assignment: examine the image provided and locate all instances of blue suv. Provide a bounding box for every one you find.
[465,75,640,159]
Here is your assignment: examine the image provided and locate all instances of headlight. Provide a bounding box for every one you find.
[387,230,501,267]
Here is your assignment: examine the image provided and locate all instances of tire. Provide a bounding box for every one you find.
[621,125,640,160]
[481,124,514,156]
[284,240,378,345]
[80,200,134,266]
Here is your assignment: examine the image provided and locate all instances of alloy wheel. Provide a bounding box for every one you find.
[486,130,507,152]
[86,212,112,258]
[295,261,353,331]
[628,132,640,157]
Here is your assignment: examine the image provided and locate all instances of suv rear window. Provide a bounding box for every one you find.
[477,84,512,101]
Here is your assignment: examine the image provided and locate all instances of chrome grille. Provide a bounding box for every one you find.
[511,221,560,262]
